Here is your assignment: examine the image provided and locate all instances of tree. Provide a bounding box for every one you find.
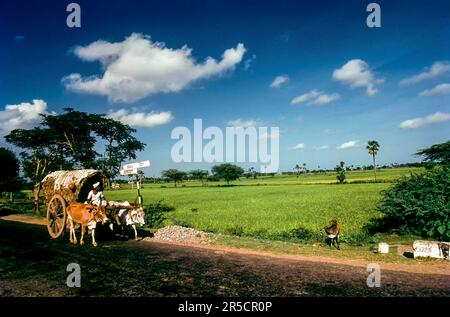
[211,163,244,185]
[189,169,209,184]
[416,140,450,165]
[41,108,99,169]
[162,169,187,187]
[373,141,450,240]
[335,161,346,184]
[5,128,69,213]
[366,140,380,180]
[42,109,145,177]
[0,148,23,198]
[93,117,145,186]
[375,165,450,240]
[244,167,257,180]
[294,164,301,177]
[137,170,145,188]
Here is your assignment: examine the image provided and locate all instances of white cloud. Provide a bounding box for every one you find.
[400,112,450,129]
[290,89,340,105]
[227,119,261,128]
[107,109,173,128]
[0,99,50,133]
[291,90,319,104]
[313,93,340,105]
[63,33,246,103]
[337,140,360,149]
[419,83,450,96]
[315,145,329,150]
[270,75,289,88]
[290,143,305,150]
[332,59,383,96]
[399,61,450,86]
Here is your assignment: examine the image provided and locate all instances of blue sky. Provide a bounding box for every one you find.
[1,0,450,176]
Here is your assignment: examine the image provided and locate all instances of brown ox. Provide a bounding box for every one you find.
[67,203,108,247]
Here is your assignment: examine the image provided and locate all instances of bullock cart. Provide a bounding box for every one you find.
[41,169,106,238]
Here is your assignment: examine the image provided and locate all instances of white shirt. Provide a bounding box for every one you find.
[87,190,105,206]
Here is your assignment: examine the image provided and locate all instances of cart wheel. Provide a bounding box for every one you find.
[47,194,67,238]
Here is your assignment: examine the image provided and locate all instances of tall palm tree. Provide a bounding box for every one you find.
[366,140,380,180]
[294,164,301,177]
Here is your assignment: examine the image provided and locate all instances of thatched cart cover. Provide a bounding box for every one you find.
[41,169,103,204]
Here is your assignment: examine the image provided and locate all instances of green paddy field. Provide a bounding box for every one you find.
[105,167,423,242]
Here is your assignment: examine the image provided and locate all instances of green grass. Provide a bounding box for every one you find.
[107,183,387,242]
[104,168,424,243]
[3,167,424,246]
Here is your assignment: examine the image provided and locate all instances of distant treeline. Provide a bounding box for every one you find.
[107,162,425,185]
[281,162,425,175]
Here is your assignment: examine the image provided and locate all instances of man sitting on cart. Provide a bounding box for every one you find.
[86,182,122,230]
[86,182,107,207]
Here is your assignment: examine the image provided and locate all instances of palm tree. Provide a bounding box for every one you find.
[137,170,145,188]
[366,140,380,180]
[294,164,301,177]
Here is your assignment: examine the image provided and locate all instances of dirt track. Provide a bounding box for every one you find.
[0,218,449,297]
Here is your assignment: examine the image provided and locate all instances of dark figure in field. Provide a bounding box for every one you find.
[324,219,340,250]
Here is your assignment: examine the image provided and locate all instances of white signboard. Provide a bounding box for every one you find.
[120,167,138,176]
[122,160,150,170]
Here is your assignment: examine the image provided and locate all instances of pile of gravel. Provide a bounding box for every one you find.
[151,225,212,244]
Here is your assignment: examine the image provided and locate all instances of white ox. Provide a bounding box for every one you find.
[108,201,145,240]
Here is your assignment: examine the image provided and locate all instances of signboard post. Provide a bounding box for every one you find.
[119,160,150,208]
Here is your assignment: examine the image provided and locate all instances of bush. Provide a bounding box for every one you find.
[0,147,23,196]
[286,226,314,241]
[207,175,220,182]
[375,165,450,240]
[144,200,175,229]
[225,225,244,237]
[12,191,28,200]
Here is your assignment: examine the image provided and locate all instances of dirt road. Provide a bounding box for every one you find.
[0,219,449,297]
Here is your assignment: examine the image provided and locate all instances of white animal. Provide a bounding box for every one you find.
[107,201,145,240]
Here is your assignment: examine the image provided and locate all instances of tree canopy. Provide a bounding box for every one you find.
[189,169,209,181]
[162,169,187,186]
[416,140,450,165]
[212,163,244,184]
[5,108,145,184]
[93,116,145,181]
[366,140,380,156]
